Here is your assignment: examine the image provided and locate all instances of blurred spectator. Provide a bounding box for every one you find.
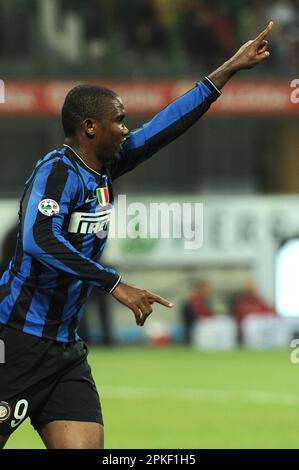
[181,280,214,344]
[237,0,269,44]
[233,279,275,324]
[0,0,296,77]
[267,0,299,72]
[153,0,186,30]
[0,0,35,58]
[60,0,110,61]
[181,0,237,68]
[113,0,168,55]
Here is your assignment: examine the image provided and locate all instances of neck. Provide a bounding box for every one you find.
[64,137,103,173]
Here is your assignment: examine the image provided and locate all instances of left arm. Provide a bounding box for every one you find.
[109,21,273,180]
[109,77,221,179]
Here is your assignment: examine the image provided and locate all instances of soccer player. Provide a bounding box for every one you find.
[0,22,273,449]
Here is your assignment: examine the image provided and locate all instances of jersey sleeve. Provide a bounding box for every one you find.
[108,77,221,179]
[22,158,121,293]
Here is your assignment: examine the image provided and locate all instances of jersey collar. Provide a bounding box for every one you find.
[63,144,104,178]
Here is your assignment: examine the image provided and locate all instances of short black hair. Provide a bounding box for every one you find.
[62,84,119,137]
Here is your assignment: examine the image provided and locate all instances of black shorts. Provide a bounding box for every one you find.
[0,324,103,436]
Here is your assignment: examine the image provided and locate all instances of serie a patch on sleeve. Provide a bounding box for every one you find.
[38,199,60,217]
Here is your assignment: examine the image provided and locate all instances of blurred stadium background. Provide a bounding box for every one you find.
[1,0,299,448]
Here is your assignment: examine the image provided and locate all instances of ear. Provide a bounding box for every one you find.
[83,119,96,138]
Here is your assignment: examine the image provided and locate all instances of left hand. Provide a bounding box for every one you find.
[229,21,274,70]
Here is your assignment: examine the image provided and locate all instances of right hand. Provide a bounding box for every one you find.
[112,282,174,326]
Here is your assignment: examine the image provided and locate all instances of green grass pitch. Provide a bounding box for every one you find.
[6,346,299,449]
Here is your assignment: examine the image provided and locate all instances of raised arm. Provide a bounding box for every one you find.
[109,21,274,180]
[111,22,274,325]
[109,77,221,179]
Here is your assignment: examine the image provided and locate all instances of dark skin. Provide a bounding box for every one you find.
[63,21,274,331]
[64,97,175,327]
[64,96,129,173]
[0,21,273,450]
[209,21,273,89]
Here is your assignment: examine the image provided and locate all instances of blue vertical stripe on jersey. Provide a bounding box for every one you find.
[0,78,221,342]
[56,279,85,342]
[23,286,56,337]
[4,258,43,330]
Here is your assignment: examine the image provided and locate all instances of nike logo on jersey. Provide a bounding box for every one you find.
[85,193,97,203]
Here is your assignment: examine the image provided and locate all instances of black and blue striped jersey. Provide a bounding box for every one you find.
[0,78,221,342]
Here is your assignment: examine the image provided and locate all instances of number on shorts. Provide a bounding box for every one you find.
[11,399,28,428]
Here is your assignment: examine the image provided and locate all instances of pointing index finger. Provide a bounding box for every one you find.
[148,292,174,308]
[254,21,274,43]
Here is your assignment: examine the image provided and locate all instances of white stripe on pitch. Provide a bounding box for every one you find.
[100,386,299,407]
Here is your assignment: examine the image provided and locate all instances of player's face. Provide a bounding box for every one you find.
[95,97,129,161]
